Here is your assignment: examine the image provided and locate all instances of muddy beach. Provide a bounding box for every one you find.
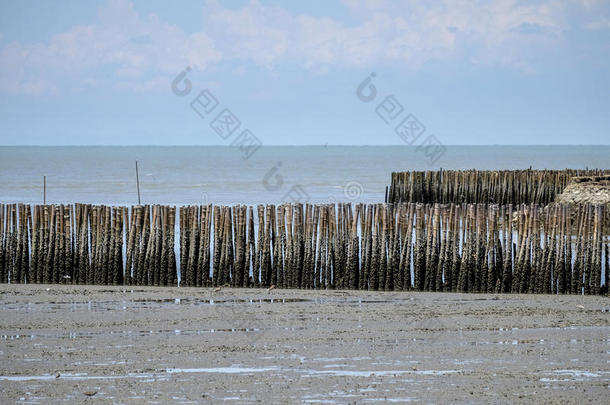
[0,285,608,404]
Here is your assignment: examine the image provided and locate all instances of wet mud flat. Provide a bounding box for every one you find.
[0,285,608,404]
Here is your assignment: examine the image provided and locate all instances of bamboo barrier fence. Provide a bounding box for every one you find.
[387,169,610,205]
[0,202,608,294]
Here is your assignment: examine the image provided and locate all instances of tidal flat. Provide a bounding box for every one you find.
[0,285,608,404]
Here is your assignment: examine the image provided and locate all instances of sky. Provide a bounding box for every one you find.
[0,0,608,145]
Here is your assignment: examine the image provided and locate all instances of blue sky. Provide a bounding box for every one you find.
[0,0,608,145]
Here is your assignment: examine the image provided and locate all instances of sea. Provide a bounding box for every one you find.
[0,146,608,206]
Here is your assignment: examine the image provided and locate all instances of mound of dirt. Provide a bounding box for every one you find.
[555,175,610,205]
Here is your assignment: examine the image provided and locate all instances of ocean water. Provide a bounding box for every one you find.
[0,145,608,205]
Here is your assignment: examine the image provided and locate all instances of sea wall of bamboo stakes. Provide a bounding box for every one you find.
[0,202,608,294]
[387,169,610,205]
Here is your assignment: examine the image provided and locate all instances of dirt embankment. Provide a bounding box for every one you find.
[555,175,610,206]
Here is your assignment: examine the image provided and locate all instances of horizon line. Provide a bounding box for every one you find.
[1,144,610,147]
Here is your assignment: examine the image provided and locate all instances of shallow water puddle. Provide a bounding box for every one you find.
[3,296,423,312]
[298,368,465,377]
[0,327,264,340]
[302,388,417,403]
[0,366,280,382]
[3,297,310,312]
[538,369,609,383]
[165,366,278,374]
[0,366,467,382]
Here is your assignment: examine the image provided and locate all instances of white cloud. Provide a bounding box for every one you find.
[0,0,606,95]
[586,17,610,30]
[579,0,604,10]
[0,0,221,95]
[203,0,568,70]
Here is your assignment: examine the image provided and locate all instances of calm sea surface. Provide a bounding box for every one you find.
[1,146,608,205]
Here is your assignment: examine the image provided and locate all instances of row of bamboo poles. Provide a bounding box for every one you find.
[1,202,608,294]
[387,169,610,205]
[0,204,177,286]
